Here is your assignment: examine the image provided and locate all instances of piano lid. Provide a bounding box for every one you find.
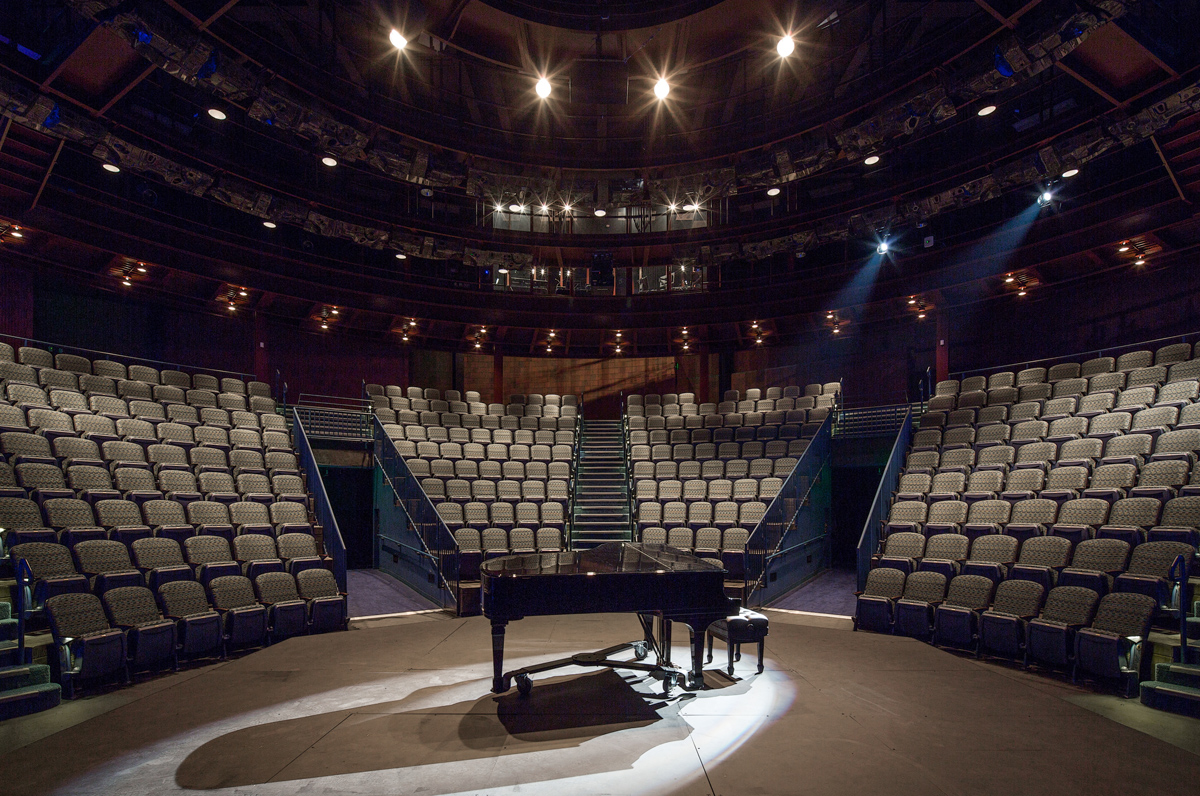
[481,542,723,578]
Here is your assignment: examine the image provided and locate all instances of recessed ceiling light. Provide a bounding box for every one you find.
[1117,246,1130,252]
[262,221,276,228]
[1135,259,1146,266]
[977,105,997,117]
[668,204,677,212]
[536,78,551,98]
[509,203,522,212]
[321,156,338,167]
[389,29,407,50]
[498,267,509,274]
[1017,290,1027,296]
[767,187,781,197]
[594,208,606,217]
[864,155,880,166]
[917,313,926,319]
[1062,168,1079,178]
[207,108,227,121]
[654,78,670,100]
[321,323,329,329]
[777,36,795,58]
[239,290,248,296]
[396,253,407,259]
[1005,275,1015,283]
[103,163,120,173]
[122,279,131,286]
[683,204,698,212]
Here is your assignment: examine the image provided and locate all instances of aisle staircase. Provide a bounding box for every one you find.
[1140,589,1200,717]
[0,596,61,720]
[570,420,632,549]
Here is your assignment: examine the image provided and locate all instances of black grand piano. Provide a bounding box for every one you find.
[481,542,738,695]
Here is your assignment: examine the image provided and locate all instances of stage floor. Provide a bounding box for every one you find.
[1,609,1198,796]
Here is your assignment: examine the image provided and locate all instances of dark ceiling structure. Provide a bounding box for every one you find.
[0,0,1199,356]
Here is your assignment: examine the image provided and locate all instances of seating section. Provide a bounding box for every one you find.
[375,386,579,559]
[2,343,346,698]
[625,385,836,556]
[860,344,1200,694]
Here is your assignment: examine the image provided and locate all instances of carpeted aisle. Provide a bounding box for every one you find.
[346,568,438,616]
[770,567,858,615]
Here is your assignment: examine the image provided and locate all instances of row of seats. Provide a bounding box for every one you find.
[632,457,797,482]
[639,526,750,578]
[385,426,574,445]
[928,371,1198,411]
[631,440,810,462]
[626,401,834,418]
[2,432,299,474]
[422,478,568,504]
[42,569,343,697]
[0,402,284,438]
[630,427,810,447]
[407,458,569,481]
[376,408,576,431]
[0,342,270,395]
[905,435,1198,480]
[855,570,1157,695]
[373,397,579,418]
[1,496,313,548]
[637,500,768,532]
[387,439,573,463]
[921,404,1195,446]
[435,501,566,530]
[634,384,840,403]
[2,379,276,416]
[366,386,578,406]
[626,410,828,431]
[635,477,782,505]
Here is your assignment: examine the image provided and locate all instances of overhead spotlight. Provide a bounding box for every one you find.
[654,78,670,100]
[667,204,677,212]
[122,279,131,286]
[777,36,795,58]
[877,242,889,254]
[136,264,147,273]
[536,78,552,99]
[498,267,509,274]
[767,187,781,197]
[1062,168,1079,178]
[1135,258,1146,266]
[594,208,606,217]
[321,156,338,167]
[977,105,997,117]
[103,163,120,173]
[207,108,227,121]
[751,321,759,328]
[262,221,277,228]
[389,29,407,50]
[1038,191,1052,207]
[321,323,328,329]
[331,308,339,315]
[908,297,916,304]
[864,155,880,166]
[615,331,622,338]
[1004,275,1015,283]
[509,203,523,213]
[395,253,407,259]
[549,330,556,338]
[475,341,482,349]
[1117,244,1130,252]
[238,289,248,296]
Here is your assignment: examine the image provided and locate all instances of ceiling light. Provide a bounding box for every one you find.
[238,290,247,296]
[767,187,781,197]
[563,204,572,213]
[777,36,795,58]
[1117,245,1130,252]
[122,279,131,286]
[479,327,486,334]
[654,79,670,100]
[668,204,677,212]
[541,205,549,213]
[228,304,236,311]
[832,326,840,334]
[549,330,556,338]
[136,265,147,273]
[615,331,622,337]
[682,343,689,350]
[546,346,552,353]
[1135,259,1146,266]
[102,163,120,173]
[615,346,622,353]
[331,308,339,315]
[681,328,688,335]
[475,341,482,349]
[389,29,407,50]
[420,188,434,197]
[409,320,417,327]
[321,156,338,167]
[1038,191,1052,206]
[683,203,698,212]
[1004,275,1015,283]
[908,297,916,304]
[10,231,22,238]
[826,312,834,319]
[1062,168,1079,178]
[498,267,509,274]
[321,323,328,329]
[594,208,606,217]
[917,313,926,319]
[402,334,409,342]
[751,321,759,328]
[509,203,522,212]
[864,155,880,166]
[207,108,227,121]
[396,253,407,259]
[755,337,763,344]
[877,242,889,254]
[536,78,551,98]
[977,105,997,117]
[262,221,276,228]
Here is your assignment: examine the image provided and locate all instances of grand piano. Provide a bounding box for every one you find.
[482,542,738,695]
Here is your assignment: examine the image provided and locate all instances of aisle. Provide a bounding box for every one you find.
[347,569,438,617]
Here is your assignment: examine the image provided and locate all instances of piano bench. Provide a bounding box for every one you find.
[706,608,769,677]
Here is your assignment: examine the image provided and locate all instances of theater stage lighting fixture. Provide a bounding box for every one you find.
[207,108,227,121]
[389,29,407,50]
[103,163,120,173]
[396,253,407,259]
[1062,169,1079,178]
[864,155,880,166]
[321,156,338,167]
[536,78,552,98]
[877,242,889,254]
[767,188,780,196]
[1038,191,1052,206]
[262,221,276,228]
[655,79,670,100]
[595,209,607,217]
[977,105,996,117]
[777,36,795,57]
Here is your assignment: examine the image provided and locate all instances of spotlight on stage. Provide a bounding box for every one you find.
[876,242,889,254]
[1038,191,1053,207]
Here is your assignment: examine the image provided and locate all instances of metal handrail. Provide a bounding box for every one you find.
[292,416,348,591]
[855,408,914,590]
[14,557,31,664]
[0,332,254,380]
[952,331,1200,380]
[1170,554,1192,664]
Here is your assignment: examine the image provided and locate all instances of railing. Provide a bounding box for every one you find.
[744,414,834,607]
[1170,554,1194,665]
[292,416,348,591]
[0,332,254,381]
[855,408,914,591]
[291,403,374,441]
[952,330,1200,380]
[373,416,458,610]
[835,403,917,438]
[568,417,584,546]
[14,557,31,664]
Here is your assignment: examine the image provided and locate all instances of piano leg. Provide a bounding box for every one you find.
[491,620,509,694]
[660,618,672,666]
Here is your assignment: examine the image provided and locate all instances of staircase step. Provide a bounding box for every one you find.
[1154,662,1200,689]
[1140,681,1200,718]
[0,682,61,721]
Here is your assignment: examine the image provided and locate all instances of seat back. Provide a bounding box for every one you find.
[46,593,111,640]
[943,574,995,610]
[1040,586,1099,625]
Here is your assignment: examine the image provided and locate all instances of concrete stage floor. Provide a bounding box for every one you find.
[1,609,1198,796]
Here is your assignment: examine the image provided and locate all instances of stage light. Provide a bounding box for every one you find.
[498,267,509,274]
[683,203,698,212]
[1135,258,1146,266]
[1117,245,1130,252]
[777,36,795,57]
[654,79,670,100]
[331,308,339,314]
[767,187,780,197]
[321,156,338,167]
[396,253,407,259]
[1062,168,1079,178]
[389,29,407,50]
[122,279,131,286]
[536,78,551,98]
[977,105,996,117]
[908,297,916,304]
[1038,191,1052,206]
[137,264,147,273]
[509,203,522,212]
[549,330,556,338]
[239,290,247,296]
[595,208,606,217]
[864,155,880,166]
[207,108,227,121]
[103,163,120,173]
[668,204,677,212]
[262,221,276,228]
[877,242,889,254]
[321,323,328,329]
